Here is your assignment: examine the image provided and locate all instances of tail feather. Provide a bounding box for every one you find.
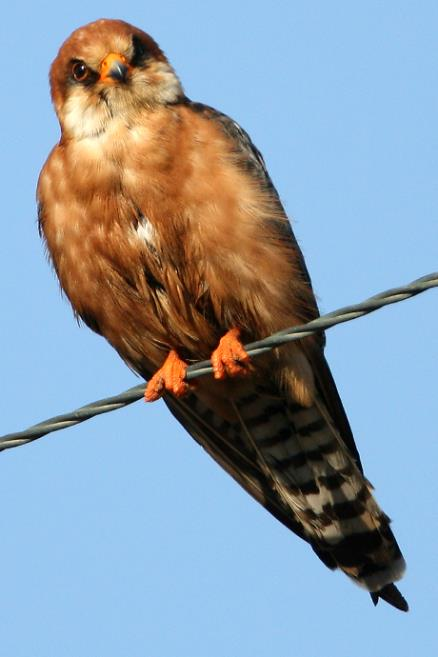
[164,379,407,611]
[371,584,409,612]
[227,388,406,594]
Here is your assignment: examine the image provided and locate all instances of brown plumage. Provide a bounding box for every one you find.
[38,18,407,611]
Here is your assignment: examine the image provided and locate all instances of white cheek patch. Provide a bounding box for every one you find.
[153,62,183,104]
[63,91,111,139]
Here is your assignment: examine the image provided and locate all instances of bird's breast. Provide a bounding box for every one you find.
[38,105,312,375]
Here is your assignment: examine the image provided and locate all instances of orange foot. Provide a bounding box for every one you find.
[211,328,252,380]
[145,350,189,402]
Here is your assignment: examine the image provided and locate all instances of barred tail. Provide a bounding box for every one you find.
[231,390,406,600]
[165,382,407,611]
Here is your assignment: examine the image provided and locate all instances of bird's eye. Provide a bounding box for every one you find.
[72,61,90,82]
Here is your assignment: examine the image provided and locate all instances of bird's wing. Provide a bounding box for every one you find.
[185,100,318,315]
[151,102,407,609]
[184,100,362,469]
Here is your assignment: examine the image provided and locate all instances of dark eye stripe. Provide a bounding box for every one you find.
[131,35,150,67]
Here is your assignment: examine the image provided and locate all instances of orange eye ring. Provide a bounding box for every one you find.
[72,61,89,82]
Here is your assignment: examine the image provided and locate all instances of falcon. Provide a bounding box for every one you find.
[38,18,408,611]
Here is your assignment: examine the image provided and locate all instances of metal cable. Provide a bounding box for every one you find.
[1,272,436,453]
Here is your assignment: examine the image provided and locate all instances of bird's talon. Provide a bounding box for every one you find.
[211,328,252,380]
[145,350,189,402]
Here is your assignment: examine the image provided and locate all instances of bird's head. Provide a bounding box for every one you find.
[50,19,184,139]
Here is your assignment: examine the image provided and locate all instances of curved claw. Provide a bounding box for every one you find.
[145,350,190,402]
[211,328,252,380]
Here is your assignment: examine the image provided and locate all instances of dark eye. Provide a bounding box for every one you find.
[72,61,89,82]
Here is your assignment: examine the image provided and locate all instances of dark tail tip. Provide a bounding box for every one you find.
[370,584,409,612]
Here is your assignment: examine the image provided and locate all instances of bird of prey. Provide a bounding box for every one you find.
[38,18,407,611]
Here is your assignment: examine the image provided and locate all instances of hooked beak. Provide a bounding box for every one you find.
[100,53,131,83]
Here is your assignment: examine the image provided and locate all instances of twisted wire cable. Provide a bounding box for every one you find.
[1,272,436,453]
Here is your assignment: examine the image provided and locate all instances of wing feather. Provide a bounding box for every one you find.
[185,99,362,466]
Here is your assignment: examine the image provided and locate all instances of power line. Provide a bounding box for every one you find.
[1,272,436,453]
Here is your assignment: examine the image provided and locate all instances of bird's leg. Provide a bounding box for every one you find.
[145,350,189,402]
[211,328,252,380]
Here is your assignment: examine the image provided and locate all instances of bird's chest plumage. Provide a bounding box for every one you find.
[38,114,233,368]
[38,108,299,372]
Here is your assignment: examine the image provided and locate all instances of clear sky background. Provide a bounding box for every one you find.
[1,2,437,656]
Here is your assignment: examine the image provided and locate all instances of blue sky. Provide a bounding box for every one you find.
[1,2,437,655]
